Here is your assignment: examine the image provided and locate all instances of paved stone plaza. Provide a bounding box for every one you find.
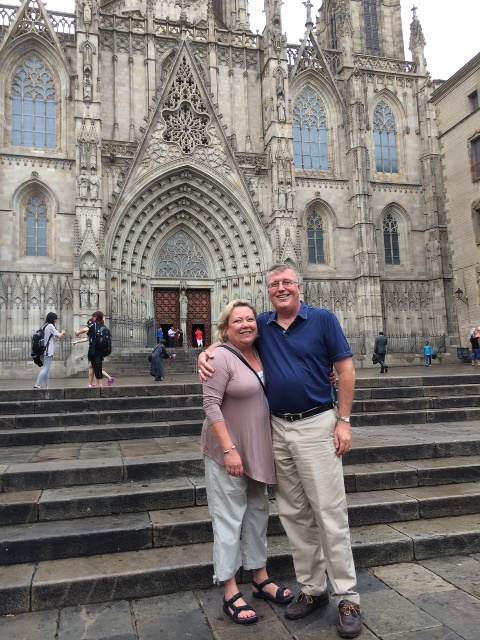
[1,557,480,639]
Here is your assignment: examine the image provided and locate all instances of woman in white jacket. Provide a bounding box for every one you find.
[33,312,65,389]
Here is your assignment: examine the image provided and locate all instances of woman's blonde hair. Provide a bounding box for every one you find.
[216,299,257,342]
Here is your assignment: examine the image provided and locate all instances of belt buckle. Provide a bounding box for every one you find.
[287,413,295,422]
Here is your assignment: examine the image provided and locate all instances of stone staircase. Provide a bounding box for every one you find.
[1,374,480,615]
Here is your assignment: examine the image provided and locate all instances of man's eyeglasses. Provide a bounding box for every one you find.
[266,279,299,290]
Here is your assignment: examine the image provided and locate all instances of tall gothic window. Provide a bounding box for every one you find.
[293,88,329,170]
[12,55,56,149]
[364,0,380,56]
[383,212,400,265]
[26,195,47,257]
[307,210,325,263]
[373,101,398,173]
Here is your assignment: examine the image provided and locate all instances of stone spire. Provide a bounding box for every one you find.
[409,5,427,74]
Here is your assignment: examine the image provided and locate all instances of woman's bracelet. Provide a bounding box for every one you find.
[222,445,236,454]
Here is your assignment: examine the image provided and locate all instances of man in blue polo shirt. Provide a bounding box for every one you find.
[199,263,361,638]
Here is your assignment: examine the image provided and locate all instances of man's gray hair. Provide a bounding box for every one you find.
[266,263,299,280]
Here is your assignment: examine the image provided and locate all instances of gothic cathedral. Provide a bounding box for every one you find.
[0,0,455,352]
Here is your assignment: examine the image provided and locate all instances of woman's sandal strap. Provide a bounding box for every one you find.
[252,578,273,591]
[224,592,243,608]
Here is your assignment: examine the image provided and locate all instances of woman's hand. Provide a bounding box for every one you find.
[224,449,243,477]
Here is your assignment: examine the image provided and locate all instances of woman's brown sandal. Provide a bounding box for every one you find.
[223,592,258,625]
[252,578,294,604]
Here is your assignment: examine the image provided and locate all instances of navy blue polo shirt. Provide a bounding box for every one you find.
[255,302,352,414]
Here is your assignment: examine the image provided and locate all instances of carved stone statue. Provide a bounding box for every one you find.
[83,0,92,24]
[255,289,264,313]
[111,287,117,314]
[180,289,188,319]
[131,292,138,317]
[140,295,147,318]
[89,171,100,201]
[84,71,93,102]
[277,97,286,122]
[121,288,128,316]
[80,280,89,308]
[89,281,99,308]
[287,186,295,210]
[78,170,89,200]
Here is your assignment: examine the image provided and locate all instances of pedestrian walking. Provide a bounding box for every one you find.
[149,341,171,381]
[424,341,433,366]
[470,329,480,367]
[374,331,388,373]
[195,327,204,347]
[72,317,115,386]
[32,312,66,389]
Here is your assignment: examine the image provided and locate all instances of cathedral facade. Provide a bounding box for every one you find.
[0,0,456,356]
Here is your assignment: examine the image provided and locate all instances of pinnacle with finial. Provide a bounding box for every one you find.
[303,0,314,25]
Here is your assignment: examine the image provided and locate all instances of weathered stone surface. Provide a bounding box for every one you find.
[420,555,480,598]
[0,513,152,564]
[133,592,214,640]
[0,490,40,525]
[412,455,480,486]
[98,409,154,425]
[347,489,418,526]
[0,428,66,447]
[32,544,214,610]
[39,477,196,520]
[58,600,136,640]
[371,386,425,399]
[151,505,212,547]
[17,412,99,430]
[0,609,59,640]
[399,483,480,519]
[3,458,124,491]
[0,401,35,415]
[350,523,413,567]
[0,563,35,614]
[348,461,418,491]
[410,590,480,640]
[64,422,171,443]
[35,398,111,414]
[369,562,456,597]
[390,514,480,559]
[124,451,204,481]
[381,627,463,639]
[362,398,434,413]
[361,589,441,636]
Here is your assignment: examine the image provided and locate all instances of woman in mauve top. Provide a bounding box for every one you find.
[201,300,293,626]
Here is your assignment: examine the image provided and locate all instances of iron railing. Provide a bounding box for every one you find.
[0,336,72,361]
[369,334,447,354]
[345,335,367,356]
[110,318,156,350]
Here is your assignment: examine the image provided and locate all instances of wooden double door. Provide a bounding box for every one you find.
[154,288,211,347]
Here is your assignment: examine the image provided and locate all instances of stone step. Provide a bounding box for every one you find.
[0,420,203,447]
[2,483,479,567]
[2,513,480,614]
[2,455,480,523]
[1,428,480,492]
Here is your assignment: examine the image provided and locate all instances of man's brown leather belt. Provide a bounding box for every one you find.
[271,403,334,422]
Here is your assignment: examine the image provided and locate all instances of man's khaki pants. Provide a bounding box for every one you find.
[271,409,359,605]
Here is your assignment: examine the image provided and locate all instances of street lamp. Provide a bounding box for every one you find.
[455,288,469,305]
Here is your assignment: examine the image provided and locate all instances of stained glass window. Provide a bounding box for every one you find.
[293,87,328,170]
[373,100,398,173]
[383,212,400,265]
[26,195,47,257]
[156,232,208,277]
[307,210,325,263]
[12,55,56,149]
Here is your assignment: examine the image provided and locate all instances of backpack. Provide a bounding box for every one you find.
[31,326,52,357]
[93,324,112,356]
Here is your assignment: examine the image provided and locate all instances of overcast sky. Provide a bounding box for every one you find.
[11,0,480,80]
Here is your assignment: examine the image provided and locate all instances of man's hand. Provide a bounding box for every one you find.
[224,449,243,477]
[334,420,352,456]
[198,350,215,381]
[329,370,337,386]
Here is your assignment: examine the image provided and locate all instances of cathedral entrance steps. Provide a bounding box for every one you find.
[2,514,480,615]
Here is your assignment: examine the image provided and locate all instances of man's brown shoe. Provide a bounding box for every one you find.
[284,590,329,620]
[337,600,362,638]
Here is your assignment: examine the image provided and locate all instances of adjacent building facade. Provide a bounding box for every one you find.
[431,53,480,345]
[0,0,456,359]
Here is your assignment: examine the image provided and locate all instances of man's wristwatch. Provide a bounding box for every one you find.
[338,416,350,423]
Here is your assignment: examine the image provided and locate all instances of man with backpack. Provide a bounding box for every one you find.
[85,311,112,387]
